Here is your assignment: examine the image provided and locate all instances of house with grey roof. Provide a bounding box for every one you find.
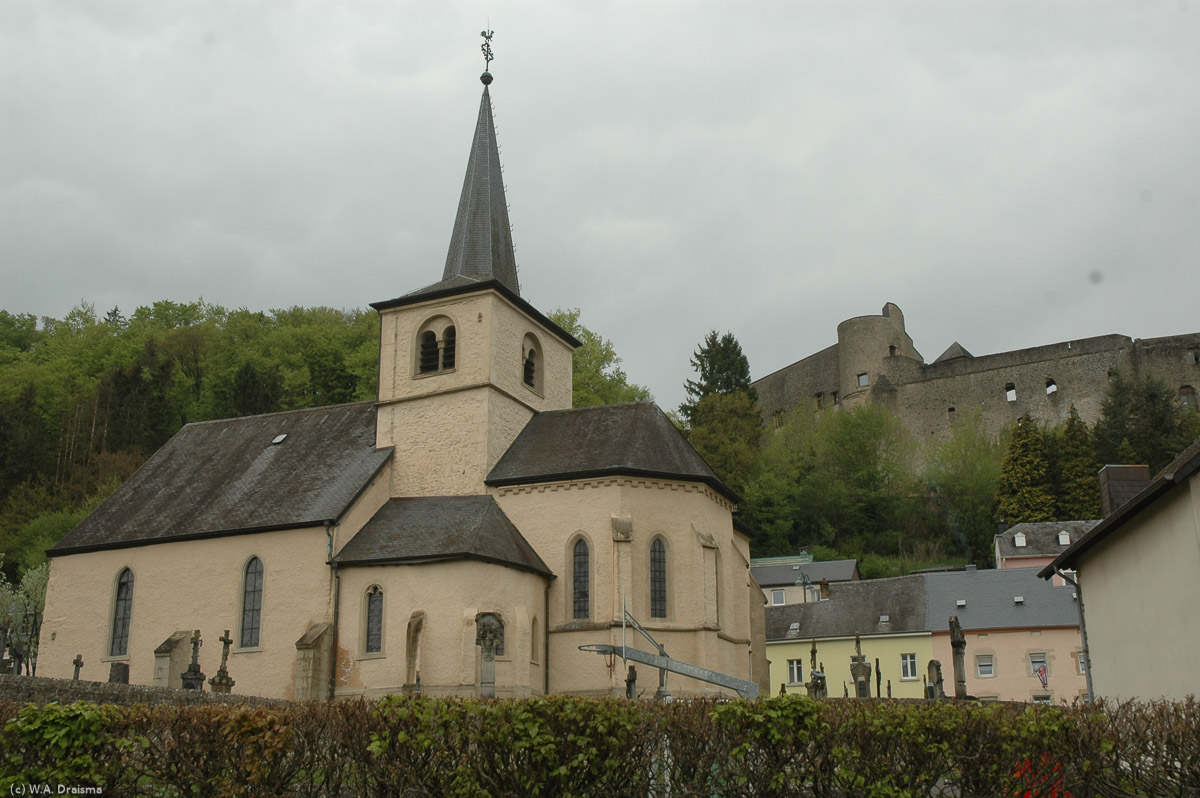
[924,567,1085,703]
[38,62,766,701]
[751,557,860,607]
[994,520,1099,583]
[1039,441,1200,700]
[765,567,1085,702]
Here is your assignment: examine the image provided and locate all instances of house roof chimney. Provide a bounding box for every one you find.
[1098,464,1152,516]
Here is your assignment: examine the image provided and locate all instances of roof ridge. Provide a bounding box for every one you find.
[181,400,375,427]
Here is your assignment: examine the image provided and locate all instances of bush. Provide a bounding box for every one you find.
[0,695,1196,796]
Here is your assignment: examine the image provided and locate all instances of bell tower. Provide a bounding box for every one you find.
[370,47,578,498]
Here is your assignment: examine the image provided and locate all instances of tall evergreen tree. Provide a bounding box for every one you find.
[1055,405,1102,519]
[1094,373,1195,472]
[995,414,1056,523]
[680,331,755,425]
[687,391,762,498]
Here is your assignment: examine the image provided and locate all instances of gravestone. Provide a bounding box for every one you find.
[925,660,946,700]
[108,661,129,684]
[180,630,206,692]
[153,630,191,688]
[475,613,502,699]
[949,615,968,699]
[208,629,236,694]
[849,632,872,699]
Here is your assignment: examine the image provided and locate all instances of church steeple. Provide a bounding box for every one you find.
[440,68,520,295]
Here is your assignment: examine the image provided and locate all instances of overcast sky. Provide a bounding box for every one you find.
[3,1,1198,411]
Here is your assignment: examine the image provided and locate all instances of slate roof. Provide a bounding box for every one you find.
[486,402,738,501]
[934,341,974,363]
[414,79,519,299]
[49,402,393,556]
[1041,438,1200,578]
[765,576,926,641]
[995,520,1100,559]
[335,495,551,576]
[751,559,860,588]
[924,567,1080,632]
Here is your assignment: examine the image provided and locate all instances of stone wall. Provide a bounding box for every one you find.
[0,673,286,710]
[754,303,1200,444]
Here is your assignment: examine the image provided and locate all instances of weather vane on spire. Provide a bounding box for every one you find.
[481,29,494,70]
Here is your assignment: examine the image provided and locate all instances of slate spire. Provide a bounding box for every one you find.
[441,71,520,295]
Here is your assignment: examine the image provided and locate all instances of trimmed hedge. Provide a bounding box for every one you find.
[0,695,1197,796]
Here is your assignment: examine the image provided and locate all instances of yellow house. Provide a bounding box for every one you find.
[767,576,932,699]
[37,68,767,701]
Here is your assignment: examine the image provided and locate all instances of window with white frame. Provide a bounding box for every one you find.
[1032,694,1052,704]
[787,659,803,685]
[900,653,917,680]
[770,589,785,606]
[976,654,994,678]
[1029,652,1048,678]
[1077,652,1087,674]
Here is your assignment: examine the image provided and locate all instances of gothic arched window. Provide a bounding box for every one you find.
[573,538,590,620]
[365,585,384,654]
[240,557,264,648]
[109,568,134,657]
[650,538,668,619]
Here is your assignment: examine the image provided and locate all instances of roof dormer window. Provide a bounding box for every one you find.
[1014,531,1027,547]
[1058,531,1070,545]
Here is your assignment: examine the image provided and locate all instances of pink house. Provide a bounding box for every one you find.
[994,520,1098,586]
[926,567,1087,704]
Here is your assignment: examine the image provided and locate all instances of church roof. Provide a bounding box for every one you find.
[48,402,393,556]
[486,402,738,501]
[334,495,551,576]
[418,79,519,299]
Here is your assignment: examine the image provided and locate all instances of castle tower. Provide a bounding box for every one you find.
[370,70,579,497]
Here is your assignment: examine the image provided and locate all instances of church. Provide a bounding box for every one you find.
[37,67,767,701]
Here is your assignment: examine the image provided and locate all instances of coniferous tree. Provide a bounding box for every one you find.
[1094,373,1195,472]
[680,331,755,425]
[995,414,1056,523]
[687,391,762,498]
[1055,405,1102,519]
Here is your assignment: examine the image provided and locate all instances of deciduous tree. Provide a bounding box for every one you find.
[548,309,652,407]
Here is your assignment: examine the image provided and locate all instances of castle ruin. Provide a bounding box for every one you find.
[752,302,1200,442]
